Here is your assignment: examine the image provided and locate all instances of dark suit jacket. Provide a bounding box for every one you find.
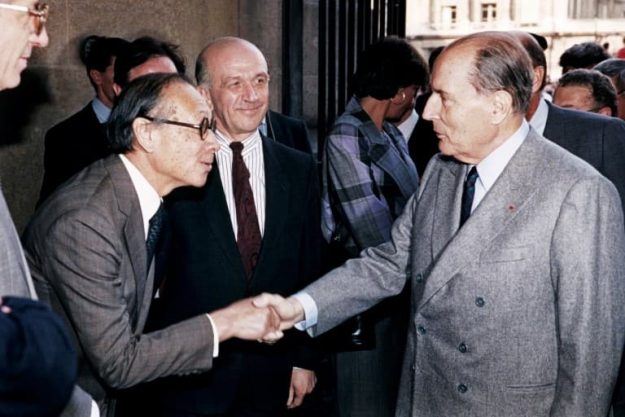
[543,100,625,215]
[38,103,112,206]
[22,156,215,417]
[266,110,312,154]
[152,138,321,414]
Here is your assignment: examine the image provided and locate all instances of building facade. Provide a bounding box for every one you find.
[406,0,625,80]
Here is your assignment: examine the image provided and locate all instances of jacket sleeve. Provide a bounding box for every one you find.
[40,209,215,389]
[549,176,625,416]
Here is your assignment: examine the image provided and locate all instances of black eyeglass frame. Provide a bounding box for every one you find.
[142,116,216,141]
[0,2,49,36]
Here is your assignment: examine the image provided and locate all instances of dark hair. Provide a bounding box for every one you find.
[79,35,128,91]
[512,32,548,91]
[107,73,192,153]
[448,32,533,114]
[559,42,611,73]
[113,36,186,88]
[529,33,548,51]
[556,68,617,116]
[352,37,428,100]
[593,58,625,78]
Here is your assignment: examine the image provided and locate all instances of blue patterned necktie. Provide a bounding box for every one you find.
[230,142,262,280]
[146,204,164,269]
[460,167,479,227]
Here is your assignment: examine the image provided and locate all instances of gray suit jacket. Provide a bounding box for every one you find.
[22,155,215,417]
[305,129,625,416]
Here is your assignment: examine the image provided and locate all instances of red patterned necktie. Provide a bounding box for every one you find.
[230,142,262,280]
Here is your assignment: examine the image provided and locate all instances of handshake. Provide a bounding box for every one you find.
[209,293,307,343]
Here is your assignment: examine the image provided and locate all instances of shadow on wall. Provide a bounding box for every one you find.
[0,69,51,147]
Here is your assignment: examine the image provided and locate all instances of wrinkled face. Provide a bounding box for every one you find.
[204,43,270,142]
[0,0,49,90]
[128,55,177,83]
[149,82,220,193]
[422,46,497,164]
[553,85,599,113]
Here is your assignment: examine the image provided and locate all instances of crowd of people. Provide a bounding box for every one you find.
[4,2,625,417]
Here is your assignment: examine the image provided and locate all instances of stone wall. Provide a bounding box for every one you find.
[0,0,284,231]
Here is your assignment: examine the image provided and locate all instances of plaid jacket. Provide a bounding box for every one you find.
[322,96,419,256]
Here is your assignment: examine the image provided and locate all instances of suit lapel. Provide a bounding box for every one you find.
[255,138,289,276]
[430,161,466,258]
[418,132,543,310]
[199,162,244,272]
[104,156,152,328]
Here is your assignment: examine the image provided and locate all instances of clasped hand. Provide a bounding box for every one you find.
[210,294,303,343]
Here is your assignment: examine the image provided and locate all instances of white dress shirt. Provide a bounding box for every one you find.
[528,97,549,135]
[214,129,266,237]
[396,108,419,142]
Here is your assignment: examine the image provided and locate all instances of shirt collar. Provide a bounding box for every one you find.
[215,128,262,155]
[91,97,112,124]
[396,109,419,141]
[528,96,549,135]
[118,154,162,237]
[474,120,529,192]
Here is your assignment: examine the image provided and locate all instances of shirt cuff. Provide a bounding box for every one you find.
[205,313,219,357]
[292,292,318,336]
[90,400,100,417]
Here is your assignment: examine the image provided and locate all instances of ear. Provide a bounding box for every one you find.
[490,90,513,125]
[532,66,546,94]
[89,69,103,86]
[597,106,613,117]
[390,89,407,104]
[131,117,156,153]
[113,83,123,97]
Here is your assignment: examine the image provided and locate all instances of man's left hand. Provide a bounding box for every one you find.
[287,367,316,409]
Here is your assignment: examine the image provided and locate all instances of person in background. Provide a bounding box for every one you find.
[553,68,617,116]
[113,35,185,93]
[0,1,94,416]
[559,41,610,74]
[148,37,321,417]
[38,35,128,205]
[594,58,625,121]
[321,36,426,417]
[23,73,282,417]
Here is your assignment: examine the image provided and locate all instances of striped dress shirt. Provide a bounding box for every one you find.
[214,129,266,237]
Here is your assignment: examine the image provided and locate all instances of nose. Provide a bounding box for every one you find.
[31,26,49,48]
[204,131,220,153]
[242,81,259,101]
[422,93,439,121]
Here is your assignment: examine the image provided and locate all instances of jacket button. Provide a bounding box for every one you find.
[475,297,485,307]
[457,384,468,393]
[458,343,467,353]
[417,326,426,335]
[415,273,423,283]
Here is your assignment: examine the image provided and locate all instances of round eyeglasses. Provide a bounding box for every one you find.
[143,116,216,141]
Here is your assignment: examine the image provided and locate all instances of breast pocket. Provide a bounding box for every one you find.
[480,245,532,264]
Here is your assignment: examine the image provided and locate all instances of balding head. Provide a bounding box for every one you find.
[195,37,270,142]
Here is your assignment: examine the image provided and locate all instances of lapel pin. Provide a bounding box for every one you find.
[507,204,516,213]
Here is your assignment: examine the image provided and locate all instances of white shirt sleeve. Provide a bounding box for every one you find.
[292,292,318,336]
[206,314,219,357]
[90,400,100,417]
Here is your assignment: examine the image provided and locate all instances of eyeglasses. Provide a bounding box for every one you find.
[143,116,216,141]
[0,2,48,36]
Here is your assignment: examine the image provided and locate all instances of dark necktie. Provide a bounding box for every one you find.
[460,166,479,227]
[230,142,262,280]
[146,203,164,269]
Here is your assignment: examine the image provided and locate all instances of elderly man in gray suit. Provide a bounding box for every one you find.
[22,73,282,417]
[256,31,625,416]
